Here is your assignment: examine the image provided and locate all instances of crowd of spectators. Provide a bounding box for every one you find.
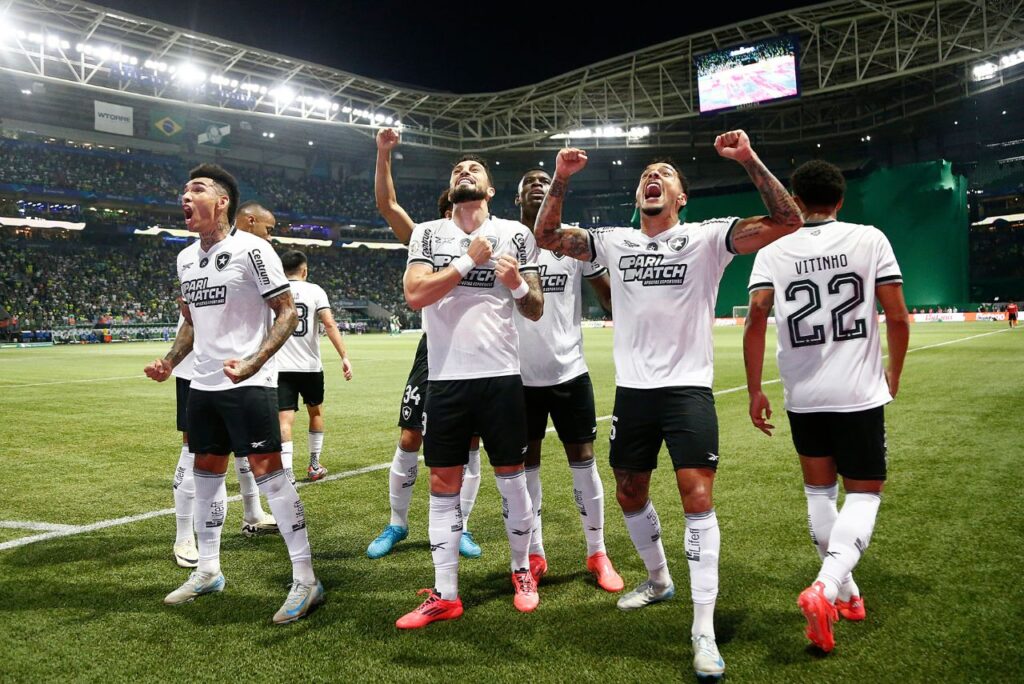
[970,224,1024,280]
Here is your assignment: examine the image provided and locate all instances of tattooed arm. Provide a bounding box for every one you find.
[144,300,192,381]
[514,271,544,322]
[374,127,416,245]
[223,290,298,383]
[714,130,803,255]
[534,148,594,261]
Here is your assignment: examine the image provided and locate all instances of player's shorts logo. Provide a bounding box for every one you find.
[199,257,209,268]
[402,406,412,421]
[668,236,688,252]
[215,253,231,271]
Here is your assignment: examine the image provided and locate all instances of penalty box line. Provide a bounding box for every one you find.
[0,327,1008,552]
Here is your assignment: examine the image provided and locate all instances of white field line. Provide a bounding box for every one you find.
[0,520,79,532]
[1,374,146,389]
[0,327,1009,552]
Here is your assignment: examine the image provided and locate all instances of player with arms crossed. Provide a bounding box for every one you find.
[743,160,910,653]
[144,164,323,624]
[368,127,483,560]
[511,168,622,592]
[396,154,544,628]
[535,132,803,679]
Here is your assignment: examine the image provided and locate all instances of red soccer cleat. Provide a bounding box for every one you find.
[529,553,548,584]
[586,551,625,593]
[512,569,539,613]
[836,595,866,621]
[395,589,463,629]
[798,581,838,653]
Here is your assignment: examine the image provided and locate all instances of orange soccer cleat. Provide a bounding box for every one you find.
[797,581,838,653]
[836,595,866,621]
[586,551,625,593]
[395,589,463,629]
[529,553,548,584]
[512,569,540,613]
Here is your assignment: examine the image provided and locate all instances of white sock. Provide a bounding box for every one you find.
[460,449,482,531]
[308,431,324,469]
[570,458,606,556]
[389,446,419,528]
[623,500,671,587]
[495,470,535,572]
[256,469,315,585]
[234,456,266,523]
[429,492,463,600]
[818,492,882,603]
[193,469,226,576]
[172,445,195,544]
[525,465,544,557]
[685,509,720,638]
[805,483,857,598]
[281,441,294,479]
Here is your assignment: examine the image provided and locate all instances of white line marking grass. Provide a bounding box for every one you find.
[0,328,1008,552]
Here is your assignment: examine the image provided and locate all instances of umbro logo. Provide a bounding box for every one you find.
[250,440,267,449]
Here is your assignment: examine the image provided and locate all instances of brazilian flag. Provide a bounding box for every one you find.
[150,110,186,141]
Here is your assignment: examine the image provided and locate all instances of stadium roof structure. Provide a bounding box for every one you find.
[1,0,1022,152]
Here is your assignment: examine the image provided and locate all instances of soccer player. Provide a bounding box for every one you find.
[396,153,544,628]
[170,314,198,568]
[236,200,276,241]
[511,168,622,592]
[534,133,803,679]
[276,249,353,482]
[144,164,323,624]
[368,127,483,560]
[1007,300,1018,328]
[743,159,909,653]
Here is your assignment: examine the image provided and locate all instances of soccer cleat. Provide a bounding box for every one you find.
[837,595,866,621]
[586,551,625,592]
[366,524,408,559]
[395,588,463,629]
[616,580,675,611]
[307,464,329,481]
[459,531,482,558]
[273,579,325,624]
[511,568,540,613]
[241,513,279,537]
[798,581,838,652]
[692,634,726,679]
[163,571,225,605]
[173,539,198,569]
[529,553,548,584]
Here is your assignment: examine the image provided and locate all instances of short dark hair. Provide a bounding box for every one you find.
[436,189,453,219]
[518,167,550,191]
[236,200,268,218]
[189,163,239,225]
[647,157,689,196]
[280,249,307,275]
[453,154,494,187]
[791,160,845,208]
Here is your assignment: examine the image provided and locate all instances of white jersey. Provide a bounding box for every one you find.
[589,219,737,389]
[170,314,195,381]
[407,216,540,381]
[276,279,331,373]
[176,228,290,392]
[515,245,607,387]
[748,220,903,413]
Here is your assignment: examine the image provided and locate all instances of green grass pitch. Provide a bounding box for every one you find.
[0,324,1021,682]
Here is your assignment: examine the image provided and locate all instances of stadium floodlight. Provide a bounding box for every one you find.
[271,85,295,105]
[20,89,31,95]
[176,62,206,84]
[308,140,314,146]
[331,103,340,112]
[28,32,42,44]
[973,62,999,81]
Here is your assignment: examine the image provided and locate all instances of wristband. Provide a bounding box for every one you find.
[452,254,475,277]
[511,279,530,299]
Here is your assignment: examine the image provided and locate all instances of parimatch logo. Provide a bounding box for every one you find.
[539,265,568,293]
[618,254,687,286]
[436,255,496,288]
[181,277,226,307]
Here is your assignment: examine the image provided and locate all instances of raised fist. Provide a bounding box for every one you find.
[714,130,753,162]
[555,148,588,177]
[376,127,400,151]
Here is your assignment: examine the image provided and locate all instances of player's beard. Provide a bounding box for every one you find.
[450,185,488,204]
[641,204,666,217]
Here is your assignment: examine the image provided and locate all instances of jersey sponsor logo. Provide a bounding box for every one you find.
[215,252,231,271]
[248,248,271,286]
[436,255,496,288]
[181,277,227,307]
[685,528,701,561]
[512,232,528,263]
[199,257,209,268]
[618,254,688,286]
[668,236,688,252]
[538,265,568,293]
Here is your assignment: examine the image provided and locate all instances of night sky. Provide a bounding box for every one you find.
[98,0,823,92]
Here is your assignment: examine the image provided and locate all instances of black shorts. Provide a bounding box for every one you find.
[423,375,527,468]
[278,371,325,411]
[187,386,282,457]
[1010,312,1018,321]
[787,406,888,481]
[609,386,719,472]
[397,334,429,430]
[175,377,191,433]
[524,373,598,443]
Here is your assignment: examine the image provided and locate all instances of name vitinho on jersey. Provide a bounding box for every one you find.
[435,254,496,288]
[538,265,568,293]
[795,253,849,275]
[619,254,687,286]
[181,277,226,307]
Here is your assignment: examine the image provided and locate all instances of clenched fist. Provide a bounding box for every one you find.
[467,235,493,265]
[144,358,173,382]
[376,127,400,151]
[494,254,522,290]
[714,130,754,162]
[555,148,588,177]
